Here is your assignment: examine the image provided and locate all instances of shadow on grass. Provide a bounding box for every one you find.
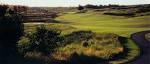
[0,37,43,64]
[0,16,43,64]
[51,53,109,64]
[110,36,131,61]
[46,19,71,24]
[24,19,71,24]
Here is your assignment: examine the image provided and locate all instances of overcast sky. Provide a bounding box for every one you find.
[0,0,150,7]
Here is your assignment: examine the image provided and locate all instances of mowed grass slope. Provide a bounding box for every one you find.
[56,11,150,37]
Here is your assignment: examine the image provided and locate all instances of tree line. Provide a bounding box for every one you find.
[78,4,150,9]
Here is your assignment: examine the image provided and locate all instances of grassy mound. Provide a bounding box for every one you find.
[52,31,123,60]
[18,29,123,63]
[55,11,144,63]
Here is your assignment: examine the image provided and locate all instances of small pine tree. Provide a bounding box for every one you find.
[78,5,84,11]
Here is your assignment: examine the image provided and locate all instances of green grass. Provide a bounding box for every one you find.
[54,11,149,63]
[56,11,150,37]
[23,11,150,63]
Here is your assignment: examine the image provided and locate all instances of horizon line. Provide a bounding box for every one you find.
[0,3,150,7]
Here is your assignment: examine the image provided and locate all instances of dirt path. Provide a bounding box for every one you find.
[130,30,150,64]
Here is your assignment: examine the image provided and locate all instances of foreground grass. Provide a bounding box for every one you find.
[18,29,124,63]
[110,39,139,64]
[53,33,123,61]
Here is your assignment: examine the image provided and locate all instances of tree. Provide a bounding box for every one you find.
[0,5,24,64]
[13,6,28,13]
[78,5,84,11]
[85,4,100,9]
[0,5,8,16]
[137,6,150,13]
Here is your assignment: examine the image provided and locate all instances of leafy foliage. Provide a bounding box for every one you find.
[136,5,150,13]
[18,25,62,54]
[0,5,8,16]
[0,5,24,64]
[61,31,93,45]
[0,5,24,46]
[0,14,24,41]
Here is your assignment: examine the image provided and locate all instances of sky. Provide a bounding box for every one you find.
[0,0,150,7]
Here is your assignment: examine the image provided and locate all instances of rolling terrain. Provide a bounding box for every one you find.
[56,11,150,37]
[1,4,150,64]
[23,6,150,64]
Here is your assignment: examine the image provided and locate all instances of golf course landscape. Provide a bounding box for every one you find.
[0,3,150,64]
[23,9,150,64]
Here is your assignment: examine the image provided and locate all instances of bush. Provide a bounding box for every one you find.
[18,25,62,54]
[78,5,84,11]
[61,31,93,45]
[18,37,30,54]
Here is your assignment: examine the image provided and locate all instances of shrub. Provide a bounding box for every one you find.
[61,31,93,45]
[18,37,30,54]
[78,5,84,11]
[18,25,62,54]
